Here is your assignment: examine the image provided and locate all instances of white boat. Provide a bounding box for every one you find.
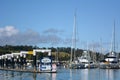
[105,52,118,62]
[39,57,57,72]
[99,51,119,69]
[99,21,119,69]
[78,50,97,68]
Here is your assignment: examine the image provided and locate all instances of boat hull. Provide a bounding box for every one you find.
[99,62,120,69]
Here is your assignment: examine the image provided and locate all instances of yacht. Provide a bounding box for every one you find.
[99,52,119,69]
[99,21,119,69]
[78,50,97,68]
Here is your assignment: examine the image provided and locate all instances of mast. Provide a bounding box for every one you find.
[73,10,76,61]
[100,38,104,60]
[70,10,77,62]
[111,20,115,52]
[113,20,115,52]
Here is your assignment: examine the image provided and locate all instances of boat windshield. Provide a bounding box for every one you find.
[106,56,116,58]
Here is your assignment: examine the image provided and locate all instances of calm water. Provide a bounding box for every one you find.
[0,67,120,80]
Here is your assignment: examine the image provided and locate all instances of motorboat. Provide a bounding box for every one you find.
[39,57,57,72]
[78,50,97,69]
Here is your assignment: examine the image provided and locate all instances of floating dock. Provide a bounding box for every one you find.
[0,68,57,73]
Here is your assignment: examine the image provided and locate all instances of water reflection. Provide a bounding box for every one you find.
[69,69,89,80]
[105,69,116,80]
[33,73,37,80]
[81,69,89,80]
[52,73,56,80]
[1,69,120,80]
[109,70,114,80]
[69,69,106,80]
[69,69,72,80]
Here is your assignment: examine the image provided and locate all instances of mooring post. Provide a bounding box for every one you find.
[23,54,26,69]
[33,50,37,71]
[11,55,15,69]
[20,54,23,69]
[16,56,19,69]
[33,55,36,71]
[5,58,8,68]
[0,56,1,68]
[2,56,5,68]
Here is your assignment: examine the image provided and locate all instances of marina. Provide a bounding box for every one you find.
[1,0,120,80]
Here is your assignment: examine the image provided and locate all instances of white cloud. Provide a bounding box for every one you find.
[0,26,18,37]
[0,26,63,46]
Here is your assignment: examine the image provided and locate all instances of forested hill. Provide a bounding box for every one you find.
[0,45,82,54]
[0,45,82,56]
[0,45,36,54]
[0,45,119,61]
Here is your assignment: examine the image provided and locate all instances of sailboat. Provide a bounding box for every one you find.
[69,11,85,69]
[99,21,119,69]
[69,11,97,69]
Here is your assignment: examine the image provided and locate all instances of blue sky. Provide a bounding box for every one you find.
[0,0,120,52]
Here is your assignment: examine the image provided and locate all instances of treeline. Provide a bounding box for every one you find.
[0,45,38,54]
[0,45,119,61]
